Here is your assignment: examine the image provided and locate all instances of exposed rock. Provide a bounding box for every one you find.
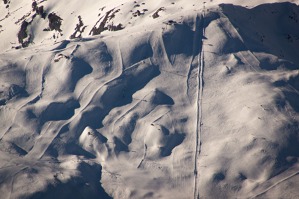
[70,16,87,39]
[48,12,63,32]
[153,7,165,19]
[18,21,31,47]
[90,9,123,35]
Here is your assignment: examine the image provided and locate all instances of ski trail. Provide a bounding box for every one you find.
[7,166,28,199]
[26,73,121,159]
[137,144,147,169]
[194,11,205,199]
[26,121,61,159]
[117,39,124,71]
[218,11,260,72]
[250,171,299,198]
[26,40,127,159]
[187,14,202,103]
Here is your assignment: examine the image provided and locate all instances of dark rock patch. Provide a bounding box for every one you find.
[132,9,148,17]
[107,23,124,31]
[18,21,31,47]
[32,1,37,10]
[48,12,63,32]
[90,8,123,36]
[153,7,165,19]
[70,16,87,39]
[32,1,46,18]
[3,0,10,8]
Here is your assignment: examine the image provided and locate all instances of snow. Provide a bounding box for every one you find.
[0,0,299,198]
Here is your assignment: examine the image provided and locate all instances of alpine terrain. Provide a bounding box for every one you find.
[0,0,299,198]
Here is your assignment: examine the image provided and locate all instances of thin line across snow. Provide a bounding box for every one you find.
[194,10,205,199]
[250,171,299,198]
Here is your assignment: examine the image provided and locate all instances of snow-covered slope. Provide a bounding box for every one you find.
[0,0,299,198]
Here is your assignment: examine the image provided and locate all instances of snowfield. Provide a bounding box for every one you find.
[0,0,299,198]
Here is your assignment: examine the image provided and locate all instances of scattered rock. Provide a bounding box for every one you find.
[70,16,87,39]
[3,0,10,7]
[107,23,124,31]
[153,7,165,19]
[133,10,142,17]
[37,6,46,18]
[32,1,37,10]
[90,9,123,36]
[18,21,31,47]
[48,12,63,32]
[32,1,46,18]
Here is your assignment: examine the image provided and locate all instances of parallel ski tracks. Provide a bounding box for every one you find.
[193,11,205,199]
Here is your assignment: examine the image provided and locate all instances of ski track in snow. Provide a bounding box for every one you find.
[194,6,205,199]
[0,0,299,198]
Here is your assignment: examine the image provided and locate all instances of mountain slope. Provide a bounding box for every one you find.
[0,0,299,198]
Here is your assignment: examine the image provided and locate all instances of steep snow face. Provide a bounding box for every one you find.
[0,0,299,199]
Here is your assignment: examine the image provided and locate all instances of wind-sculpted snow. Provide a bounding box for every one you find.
[0,1,299,199]
[198,3,299,198]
